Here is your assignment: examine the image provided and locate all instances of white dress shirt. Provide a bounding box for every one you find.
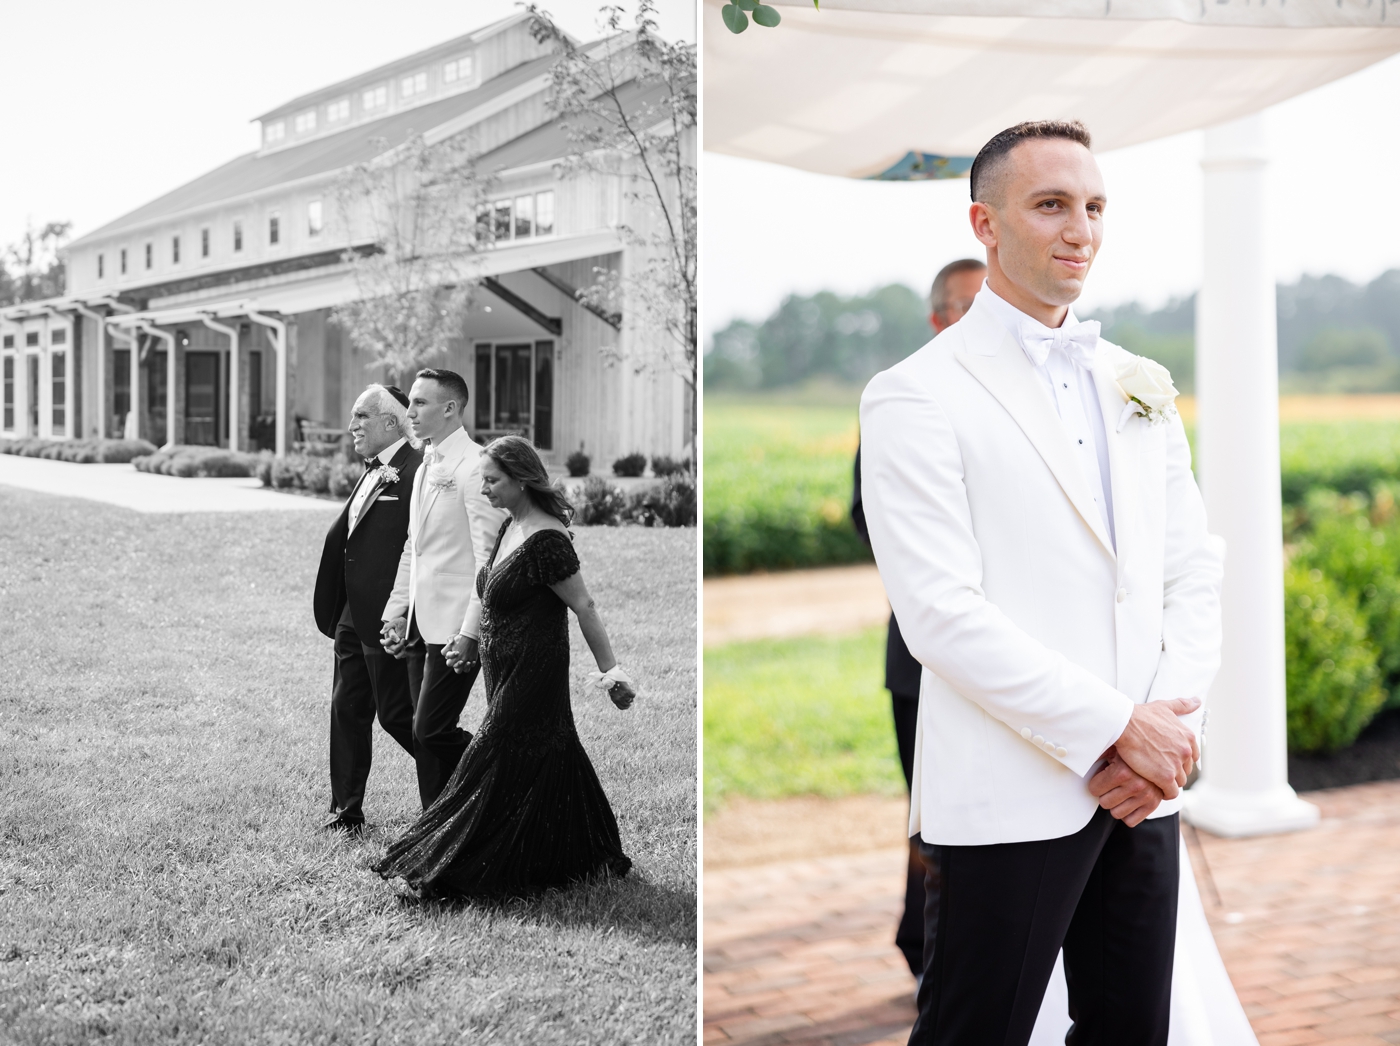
[979,284,1116,551]
[348,436,408,532]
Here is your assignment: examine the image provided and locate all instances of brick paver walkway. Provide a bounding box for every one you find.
[705,780,1400,1046]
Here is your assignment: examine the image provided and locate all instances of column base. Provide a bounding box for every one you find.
[1182,779,1319,838]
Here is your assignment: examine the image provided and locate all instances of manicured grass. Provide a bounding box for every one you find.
[703,628,904,811]
[0,489,696,1045]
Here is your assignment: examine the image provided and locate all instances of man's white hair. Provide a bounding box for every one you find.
[362,384,409,435]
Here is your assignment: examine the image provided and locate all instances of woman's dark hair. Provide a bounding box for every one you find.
[483,435,574,527]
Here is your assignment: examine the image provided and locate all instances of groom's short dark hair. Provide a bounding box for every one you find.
[417,367,470,415]
[970,120,1093,205]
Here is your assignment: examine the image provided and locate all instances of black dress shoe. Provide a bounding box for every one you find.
[322,812,365,835]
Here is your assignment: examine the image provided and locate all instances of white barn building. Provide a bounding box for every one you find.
[0,14,692,467]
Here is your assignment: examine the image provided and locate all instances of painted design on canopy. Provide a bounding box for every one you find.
[864,151,973,181]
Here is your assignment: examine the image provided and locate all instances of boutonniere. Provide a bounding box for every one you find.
[1113,354,1179,431]
[426,462,456,490]
[373,463,400,486]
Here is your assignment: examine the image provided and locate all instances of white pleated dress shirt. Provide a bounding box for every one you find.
[348,436,408,532]
[978,284,1116,551]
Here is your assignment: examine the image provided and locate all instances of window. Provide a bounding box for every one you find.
[513,195,534,239]
[25,332,38,347]
[98,253,105,279]
[535,191,555,236]
[400,71,427,97]
[327,98,350,122]
[294,110,316,133]
[474,340,555,449]
[113,349,131,438]
[362,85,387,110]
[120,248,127,275]
[51,352,65,433]
[307,200,323,237]
[201,227,210,258]
[268,213,280,246]
[443,56,473,83]
[172,235,181,264]
[265,120,285,144]
[51,328,66,346]
[145,242,152,269]
[2,356,11,430]
[233,220,244,252]
[492,200,512,242]
[2,335,11,348]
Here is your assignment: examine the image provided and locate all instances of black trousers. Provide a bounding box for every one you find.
[910,808,1179,1046]
[328,610,415,822]
[891,691,927,977]
[406,642,480,809]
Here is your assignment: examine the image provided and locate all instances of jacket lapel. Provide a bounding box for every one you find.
[1091,354,1138,565]
[954,309,1116,561]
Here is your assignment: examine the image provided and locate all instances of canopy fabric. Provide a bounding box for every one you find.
[704,0,1400,177]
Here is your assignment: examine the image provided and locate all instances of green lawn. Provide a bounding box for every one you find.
[0,489,696,1045]
[702,628,904,811]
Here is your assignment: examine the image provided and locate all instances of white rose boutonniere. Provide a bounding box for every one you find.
[426,462,456,491]
[1113,354,1179,431]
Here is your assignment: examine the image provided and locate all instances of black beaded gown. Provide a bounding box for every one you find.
[373,524,631,896]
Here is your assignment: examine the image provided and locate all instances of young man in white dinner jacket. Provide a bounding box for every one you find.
[859,120,1223,1046]
[382,368,507,809]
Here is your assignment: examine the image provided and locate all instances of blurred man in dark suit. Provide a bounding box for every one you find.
[851,257,986,979]
[313,384,423,833]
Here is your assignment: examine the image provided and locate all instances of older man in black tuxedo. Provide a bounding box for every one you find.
[313,384,424,832]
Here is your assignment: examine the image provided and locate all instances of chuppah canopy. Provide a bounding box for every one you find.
[703,0,1400,178]
[704,0,1400,839]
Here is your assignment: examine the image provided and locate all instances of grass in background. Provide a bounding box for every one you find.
[0,490,695,1045]
[703,628,904,811]
[703,387,870,576]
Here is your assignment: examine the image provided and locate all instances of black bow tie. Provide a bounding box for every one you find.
[364,458,378,469]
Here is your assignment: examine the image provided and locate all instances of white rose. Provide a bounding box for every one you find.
[1113,354,1178,412]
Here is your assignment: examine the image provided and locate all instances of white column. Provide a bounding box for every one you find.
[1182,113,1319,838]
[200,315,239,451]
[248,312,287,456]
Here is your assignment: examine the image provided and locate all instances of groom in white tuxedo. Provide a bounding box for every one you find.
[860,120,1223,1045]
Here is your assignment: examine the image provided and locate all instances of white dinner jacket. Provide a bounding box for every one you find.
[859,292,1223,847]
[382,426,507,645]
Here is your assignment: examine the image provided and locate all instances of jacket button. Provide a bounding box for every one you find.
[1032,734,1045,746]
[1056,746,1068,758]
[1021,727,1033,740]
[1043,740,1055,753]
[1116,588,1128,603]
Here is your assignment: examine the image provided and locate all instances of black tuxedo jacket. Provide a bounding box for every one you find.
[852,443,922,697]
[314,441,424,648]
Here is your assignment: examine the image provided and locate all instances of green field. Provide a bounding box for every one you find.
[702,628,904,811]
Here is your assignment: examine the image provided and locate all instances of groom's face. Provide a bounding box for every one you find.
[974,138,1105,310]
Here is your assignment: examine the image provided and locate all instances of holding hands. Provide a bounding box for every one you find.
[442,633,480,675]
[381,617,409,658]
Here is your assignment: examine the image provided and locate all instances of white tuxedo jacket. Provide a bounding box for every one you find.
[859,294,1223,847]
[382,427,507,644]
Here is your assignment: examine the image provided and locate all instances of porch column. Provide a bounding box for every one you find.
[248,312,287,456]
[111,325,139,440]
[74,304,107,439]
[1182,113,1319,838]
[200,315,240,451]
[139,323,177,449]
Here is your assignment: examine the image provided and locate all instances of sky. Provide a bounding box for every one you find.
[703,51,1400,338]
[0,0,695,261]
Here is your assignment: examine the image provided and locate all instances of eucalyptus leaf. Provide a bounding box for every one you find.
[752,4,782,26]
[735,0,758,11]
[721,3,750,32]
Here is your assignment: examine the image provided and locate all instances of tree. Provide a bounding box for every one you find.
[528,1,698,461]
[330,134,490,378]
[1,220,71,305]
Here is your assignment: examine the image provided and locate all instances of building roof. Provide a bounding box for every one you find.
[69,50,560,249]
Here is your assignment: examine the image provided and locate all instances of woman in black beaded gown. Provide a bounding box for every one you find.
[373,435,635,897]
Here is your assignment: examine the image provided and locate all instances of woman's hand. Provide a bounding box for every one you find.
[608,680,636,710]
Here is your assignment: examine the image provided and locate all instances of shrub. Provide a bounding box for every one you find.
[566,449,591,477]
[572,475,627,526]
[130,445,259,479]
[329,461,363,498]
[271,458,300,489]
[256,453,275,487]
[612,452,647,478]
[651,455,691,478]
[1284,563,1385,753]
[302,458,332,495]
[623,475,697,527]
[0,437,157,464]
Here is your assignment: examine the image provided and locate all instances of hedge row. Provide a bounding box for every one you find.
[132,446,260,478]
[1,437,157,464]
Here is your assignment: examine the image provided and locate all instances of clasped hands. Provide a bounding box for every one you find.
[1088,697,1200,828]
[378,618,478,674]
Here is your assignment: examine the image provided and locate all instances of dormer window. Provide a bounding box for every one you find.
[265,120,285,144]
[400,71,427,98]
[172,235,181,264]
[294,110,317,133]
[233,220,244,253]
[443,56,473,83]
[120,248,128,274]
[145,243,153,269]
[269,213,281,246]
[98,254,105,279]
[328,98,350,122]
[308,200,323,238]
[201,227,210,258]
[362,86,387,111]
